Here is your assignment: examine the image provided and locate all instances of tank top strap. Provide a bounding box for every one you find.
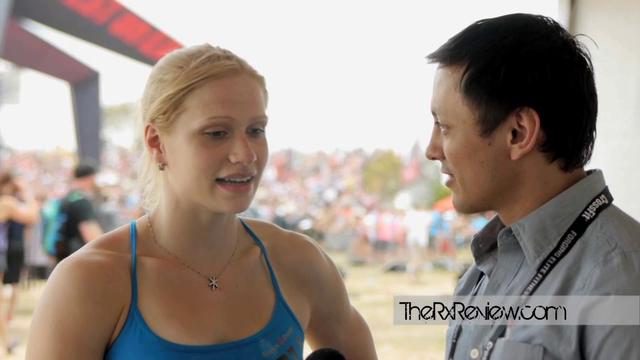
[129,221,138,303]
[238,218,285,298]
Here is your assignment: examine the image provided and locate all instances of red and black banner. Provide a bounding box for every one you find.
[1,0,183,163]
[13,0,182,65]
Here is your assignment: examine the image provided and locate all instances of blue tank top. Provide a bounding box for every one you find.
[105,219,305,359]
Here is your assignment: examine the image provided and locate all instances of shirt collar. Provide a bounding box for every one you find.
[510,169,607,267]
[470,169,608,269]
[470,215,504,274]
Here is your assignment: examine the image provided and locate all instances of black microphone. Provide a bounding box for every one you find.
[305,348,346,360]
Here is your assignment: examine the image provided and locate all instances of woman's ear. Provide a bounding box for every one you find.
[144,123,167,165]
[506,107,542,161]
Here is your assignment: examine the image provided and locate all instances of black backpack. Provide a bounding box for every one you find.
[54,191,86,261]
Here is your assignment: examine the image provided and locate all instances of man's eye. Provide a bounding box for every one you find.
[435,122,448,132]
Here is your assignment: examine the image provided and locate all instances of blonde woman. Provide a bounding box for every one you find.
[27,45,376,359]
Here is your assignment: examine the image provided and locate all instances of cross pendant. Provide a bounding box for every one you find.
[208,277,220,291]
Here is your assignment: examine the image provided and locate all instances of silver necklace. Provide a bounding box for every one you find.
[146,216,239,291]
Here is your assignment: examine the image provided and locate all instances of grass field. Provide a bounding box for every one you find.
[335,252,456,359]
[5,252,459,359]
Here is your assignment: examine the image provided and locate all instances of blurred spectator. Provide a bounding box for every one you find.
[0,170,40,355]
[24,190,54,280]
[55,161,103,262]
[404,207,433,281]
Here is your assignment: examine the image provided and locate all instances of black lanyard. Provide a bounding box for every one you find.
[447,187,613,360]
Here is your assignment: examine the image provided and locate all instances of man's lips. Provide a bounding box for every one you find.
[441,169,455,186]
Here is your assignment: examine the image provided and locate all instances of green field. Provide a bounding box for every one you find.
[335,253,455,359]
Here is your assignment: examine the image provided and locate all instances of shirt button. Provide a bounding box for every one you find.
[470,348,480,359]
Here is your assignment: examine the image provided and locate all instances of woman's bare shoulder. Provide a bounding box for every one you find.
[241,218,321,255]
[86,221,136,253]
[27,223,135,358]
[47,222,134,303]
[62,222,132,268]
[241,217,334,284]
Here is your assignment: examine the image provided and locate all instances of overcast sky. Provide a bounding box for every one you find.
[0,0,558,153]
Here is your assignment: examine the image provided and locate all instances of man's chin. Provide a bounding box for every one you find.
[451,196,481,214]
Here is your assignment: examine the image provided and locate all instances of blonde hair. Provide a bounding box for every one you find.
[138,44,267,211]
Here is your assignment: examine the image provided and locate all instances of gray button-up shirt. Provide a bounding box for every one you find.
[445,170,640,360]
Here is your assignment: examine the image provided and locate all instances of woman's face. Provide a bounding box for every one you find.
[159,73,269,214]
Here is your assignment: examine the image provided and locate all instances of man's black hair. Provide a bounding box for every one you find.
[74,161,98,179]
[427,13,597,171]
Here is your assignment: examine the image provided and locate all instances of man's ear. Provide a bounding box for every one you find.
[144,124,167,165]
[506,107,542,161]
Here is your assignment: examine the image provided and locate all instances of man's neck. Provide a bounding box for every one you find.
[497,168,587,226]
[70,181,93,197]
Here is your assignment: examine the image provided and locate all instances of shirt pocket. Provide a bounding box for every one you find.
[490,338,544,360]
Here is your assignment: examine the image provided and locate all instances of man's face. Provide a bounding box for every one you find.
[426,66,512,214]
[78,175,98,194]
[88,175,98,190]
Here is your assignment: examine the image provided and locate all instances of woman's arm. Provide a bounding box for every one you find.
[303,245,377,359]
[26,249,127,359]
[270,226,377,360]
[0,196,40,225]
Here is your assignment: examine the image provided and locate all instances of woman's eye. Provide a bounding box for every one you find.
[249,127,266,136]
[205,131,228,138]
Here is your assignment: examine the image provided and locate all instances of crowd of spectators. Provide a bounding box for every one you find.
[0,143,491,282]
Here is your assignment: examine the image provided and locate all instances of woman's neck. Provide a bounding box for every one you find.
[147,201,241,269]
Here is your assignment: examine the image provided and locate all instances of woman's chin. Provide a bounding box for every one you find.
[210,199,253,215]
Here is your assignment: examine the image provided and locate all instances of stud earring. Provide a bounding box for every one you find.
[158,163,166,171]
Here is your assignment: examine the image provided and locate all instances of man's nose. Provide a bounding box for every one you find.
[425,130,443,161]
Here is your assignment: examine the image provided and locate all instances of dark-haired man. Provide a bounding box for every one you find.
[56,162,103,262]
[425,13,640,359]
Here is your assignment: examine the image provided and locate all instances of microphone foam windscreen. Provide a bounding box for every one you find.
[305,348,346,360]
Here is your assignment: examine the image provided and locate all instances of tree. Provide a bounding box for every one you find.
[362,150,404,202]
